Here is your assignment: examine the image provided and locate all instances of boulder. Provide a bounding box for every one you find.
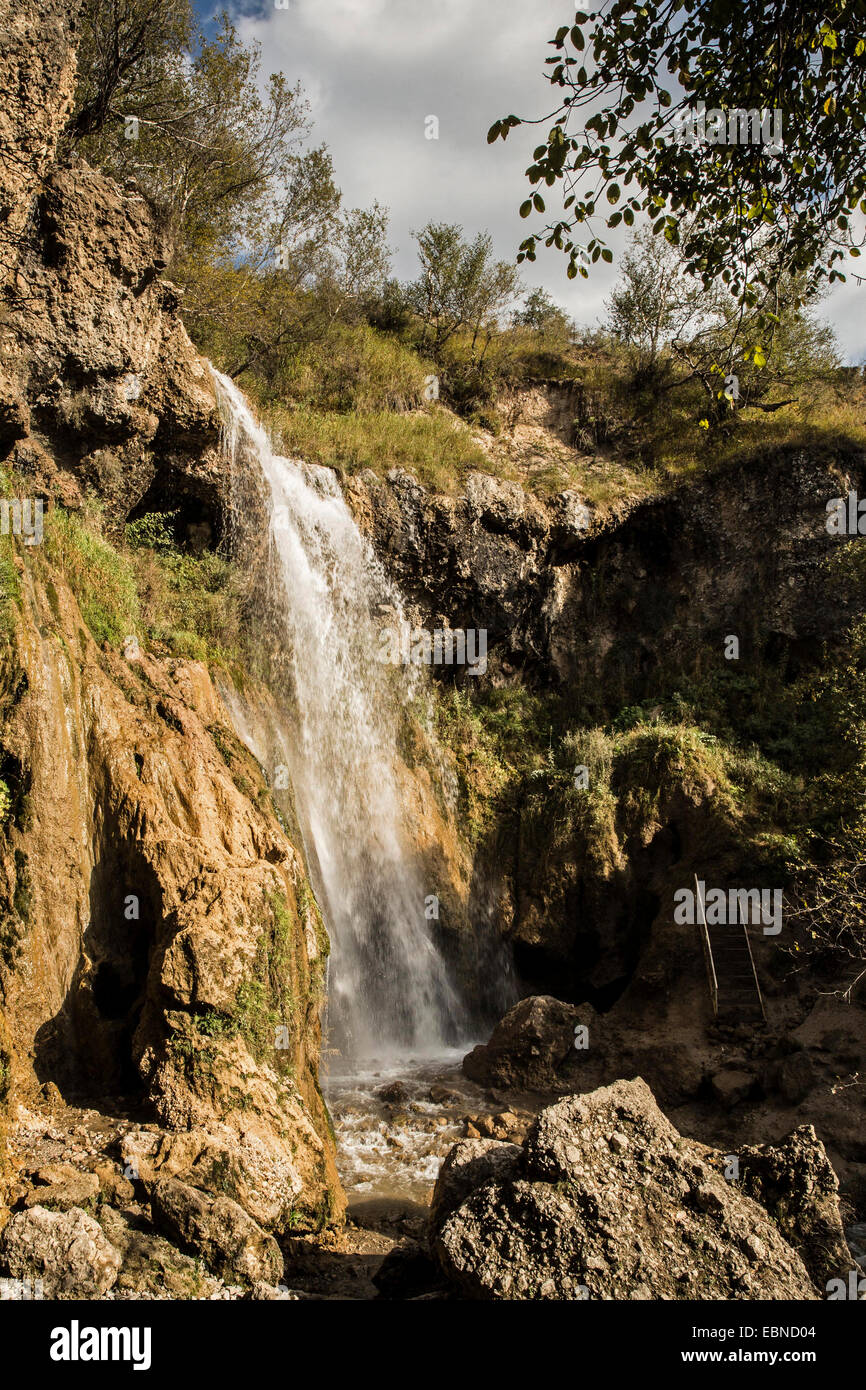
[429,1084,461,1105]
[146,1176,284,1285]
[462,995,579,1090]
[21,1163,100,1212]
[710,1066,757,1108]
[377,1082,408,1105]
[0,1206,122,1299]
[431,1078,820,1300]
[430,1139,522,1231]
[739,1126,853,1289]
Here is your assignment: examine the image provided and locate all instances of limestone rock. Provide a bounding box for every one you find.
[146,1176,284,1285]
[430,1138,522,1231]
[22,1163,100,1212]
[0,0,78,288]
[739,1126,853,1290]
[0,1205,122,1299]
[431,1078,820,1300]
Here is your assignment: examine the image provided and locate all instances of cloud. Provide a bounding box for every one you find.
[211,0,864,358]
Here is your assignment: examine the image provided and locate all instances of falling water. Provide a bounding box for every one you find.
[212,369,467,1061]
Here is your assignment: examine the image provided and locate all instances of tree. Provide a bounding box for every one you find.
[330,202,392,312]
[512,287,572,338]
[490,3,866,335]
[604,225,840,413]
[70,6,311,271]
[405,223,521,358]
[70,0,193,142]
[605,226,705,380]
[787,829,866,1003]
[69,1,392,373]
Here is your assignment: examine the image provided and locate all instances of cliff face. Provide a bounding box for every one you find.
[0,0,79,289]
[347,445,865,695]
[0,0,343,1284]
[347,442,866,1205]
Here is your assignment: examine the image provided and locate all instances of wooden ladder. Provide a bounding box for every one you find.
[695,876,766,1023]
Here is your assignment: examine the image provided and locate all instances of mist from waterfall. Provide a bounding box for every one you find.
[212,369,468,1061]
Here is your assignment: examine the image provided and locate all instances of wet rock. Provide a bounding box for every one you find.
[431,1079,819,1300]
[462,995,579,1090]
[0,1206,122,1299]
[429,1084,460,1105]
[466,1112,528,1143]
[739,1126,853,1289]
[146,1176,284,1285]
[377,1082,409,1105]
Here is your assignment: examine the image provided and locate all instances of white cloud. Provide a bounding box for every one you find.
[219,0,864,358]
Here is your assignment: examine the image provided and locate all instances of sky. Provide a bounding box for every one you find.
[195,0,865,363]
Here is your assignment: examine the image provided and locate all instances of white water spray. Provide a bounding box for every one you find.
[212,370,466,1060]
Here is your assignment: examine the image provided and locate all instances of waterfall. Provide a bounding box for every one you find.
[211,369,467,1061]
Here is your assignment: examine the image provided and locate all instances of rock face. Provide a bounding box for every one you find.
[2,158,222,521]
[0,571,342,1231]
[0,0,343,1255]
[348,448,866,1032]
[0,0,79,290]
[0,1205,122,1299]
[348,451,865,696]
[462,995,579,1090]
[431,1078,829,1300]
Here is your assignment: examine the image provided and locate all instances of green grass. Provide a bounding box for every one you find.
[40,502,251,672]
[265,404,493,491]
[44,507,140,646]
[267,323,431,414]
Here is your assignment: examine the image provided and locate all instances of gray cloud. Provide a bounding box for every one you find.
[221,0,864,359]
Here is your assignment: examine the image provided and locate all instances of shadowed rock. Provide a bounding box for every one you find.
[431,1077,827,1301]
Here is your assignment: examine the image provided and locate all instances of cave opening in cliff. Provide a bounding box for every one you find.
[126,484,224,555]
[512,886,661,1013]
[34,849,162,1105]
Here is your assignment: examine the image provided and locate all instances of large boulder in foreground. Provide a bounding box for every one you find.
[431,1078,834,1300]
[462,995,579,1090]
